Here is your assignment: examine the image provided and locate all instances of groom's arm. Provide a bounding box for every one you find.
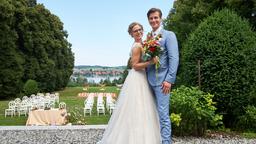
[164,31,179,84]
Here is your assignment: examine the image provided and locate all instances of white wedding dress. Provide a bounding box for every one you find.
[99,43,161,144]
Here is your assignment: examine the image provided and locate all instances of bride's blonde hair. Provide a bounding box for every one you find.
[128,22,143,36]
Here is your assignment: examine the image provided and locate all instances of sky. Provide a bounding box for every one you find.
[37,0,174,66]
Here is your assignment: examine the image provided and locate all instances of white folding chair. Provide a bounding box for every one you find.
[59,102,66,109]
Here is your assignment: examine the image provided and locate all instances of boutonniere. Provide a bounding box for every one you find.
[155,33,162,41]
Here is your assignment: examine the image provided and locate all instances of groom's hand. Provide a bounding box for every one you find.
[161,81,172,95]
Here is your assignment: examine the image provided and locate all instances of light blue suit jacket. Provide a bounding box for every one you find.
[146,29,179,86]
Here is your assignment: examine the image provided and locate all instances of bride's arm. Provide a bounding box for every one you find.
[131,47,153,71]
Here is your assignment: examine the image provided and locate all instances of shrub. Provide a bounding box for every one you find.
[237,105,256,132]
[67,107,86,125]
[23,79,39,96]
[170,113,182,127]
[180,8,256,127]
[171,86,222,136]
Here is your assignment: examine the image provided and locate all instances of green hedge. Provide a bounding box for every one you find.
[23,79,39,96]
[180,8,256,127]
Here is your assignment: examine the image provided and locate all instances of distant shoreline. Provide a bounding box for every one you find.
[74,65,126,69]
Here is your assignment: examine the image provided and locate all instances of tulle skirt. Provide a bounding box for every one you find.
[99,69,161,144]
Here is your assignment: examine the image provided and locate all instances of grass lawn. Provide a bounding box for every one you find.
[1,86,256,139]
[0,100,27,125]
[0,86,119,126]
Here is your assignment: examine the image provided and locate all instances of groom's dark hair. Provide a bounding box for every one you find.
[147,8,162,18]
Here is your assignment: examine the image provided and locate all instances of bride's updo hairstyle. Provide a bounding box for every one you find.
[128,22,143,37]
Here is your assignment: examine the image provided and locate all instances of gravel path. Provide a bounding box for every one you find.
[0,126,255,144]
[172,136,256,144]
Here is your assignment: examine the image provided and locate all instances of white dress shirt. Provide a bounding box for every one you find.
[152,27,162,37]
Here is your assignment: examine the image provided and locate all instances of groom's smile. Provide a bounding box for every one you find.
[148,12,162,31]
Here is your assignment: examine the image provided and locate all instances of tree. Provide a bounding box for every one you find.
[103,77,112,86]
[120,57,131,83]
[0,0,74,99]
[180,9,256,127]
[77,75,85,86]
[0,0,24,99]
[164,0,256,46]
[18,4,74,91]
[27,0,36,7]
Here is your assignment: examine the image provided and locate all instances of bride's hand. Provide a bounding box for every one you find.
[150,57,158,64]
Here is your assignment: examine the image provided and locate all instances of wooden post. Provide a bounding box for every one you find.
[198,60,201,89]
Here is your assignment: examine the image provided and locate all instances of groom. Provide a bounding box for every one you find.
[146,8,179,144]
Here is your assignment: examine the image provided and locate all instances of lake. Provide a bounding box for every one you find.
[86,76,121,83]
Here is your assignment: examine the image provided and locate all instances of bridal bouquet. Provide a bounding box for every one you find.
[142,33,163,78]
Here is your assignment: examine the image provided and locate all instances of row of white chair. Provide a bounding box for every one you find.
[106,93,116,114]
[5,93,61,117]
[5,101,66,118]
[97,93,105,115]
[83,93,94,116]
[83,93,116,116]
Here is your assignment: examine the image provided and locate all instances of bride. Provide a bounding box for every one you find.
[98,22,161,144]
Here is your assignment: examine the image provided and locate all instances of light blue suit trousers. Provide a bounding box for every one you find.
[146,29,179,144]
